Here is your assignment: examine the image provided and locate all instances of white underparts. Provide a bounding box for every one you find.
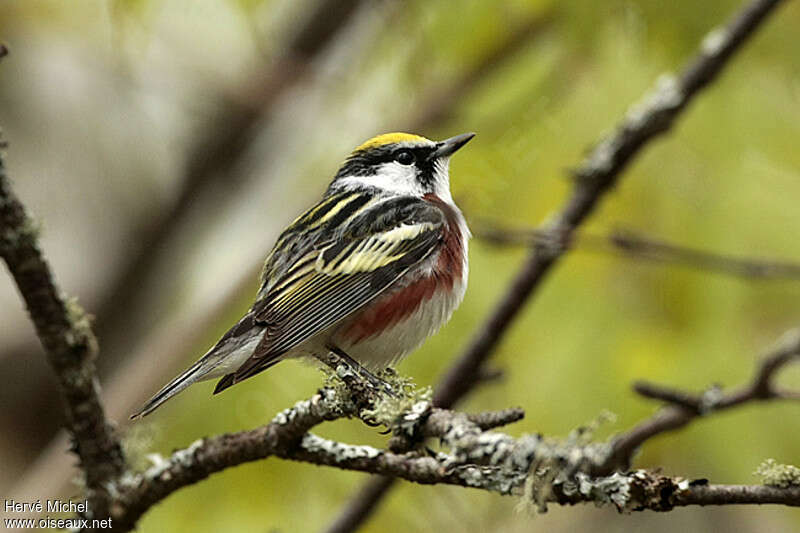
[334,268,468,370]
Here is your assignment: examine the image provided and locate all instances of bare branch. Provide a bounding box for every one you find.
[599,327,800,474]
[0,139,125,515]
[329,0,789,530]
[475,223,800,281]
[435,0,787,410]
[322,476,395,533]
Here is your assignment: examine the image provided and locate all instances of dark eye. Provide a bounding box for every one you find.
[395,150,415,165]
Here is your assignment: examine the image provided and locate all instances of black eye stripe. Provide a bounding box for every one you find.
[333,144,436,180]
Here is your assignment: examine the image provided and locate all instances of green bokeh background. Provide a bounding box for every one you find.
[1,0,799,531]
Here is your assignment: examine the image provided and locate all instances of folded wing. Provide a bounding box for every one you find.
[218,195,446,389]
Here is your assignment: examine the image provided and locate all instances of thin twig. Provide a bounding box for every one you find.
[329,0,788,530]
[599,327,800,474]
[0,137,126,517]
[322,477,395,533]
[475,223,800,281]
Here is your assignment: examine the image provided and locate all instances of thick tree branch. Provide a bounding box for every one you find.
[283,448,800,509]
[330,1,788,529]
[0,138,125,516]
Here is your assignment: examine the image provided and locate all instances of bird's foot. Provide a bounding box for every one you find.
[319,346,396,405]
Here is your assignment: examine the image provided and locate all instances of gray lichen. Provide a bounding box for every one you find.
[134,438,206,485]
[121,421,162,472]
[698,385,724,413]
[64,295,96,351]
[701,27,729,56]
[301,434,382,461]
[360,371,431,429]
[491,412,619,513]
[571,472,632,508]
[625,74,684,130]
[755,459,800,488]
[0,213,40,248]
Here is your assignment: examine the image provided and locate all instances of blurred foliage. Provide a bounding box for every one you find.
[2,0,800,532]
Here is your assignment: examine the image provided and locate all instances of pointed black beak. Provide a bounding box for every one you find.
[431,132,475,159]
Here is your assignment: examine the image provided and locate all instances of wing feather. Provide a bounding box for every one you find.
[230,195,445,383]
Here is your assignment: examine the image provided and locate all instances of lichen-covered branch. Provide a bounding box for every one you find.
[107,388,524,531]
[112,389,355,530]
[295,442,800,509]
[600,327,800,473]
[107,359,799,532]
[104,323,800,531]
[0,134,126,515]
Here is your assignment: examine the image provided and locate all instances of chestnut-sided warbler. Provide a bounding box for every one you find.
[132,132,474,417]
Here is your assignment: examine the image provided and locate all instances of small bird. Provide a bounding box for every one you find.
[132,132,474,418]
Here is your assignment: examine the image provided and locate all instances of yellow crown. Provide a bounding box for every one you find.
[353,132,430,153]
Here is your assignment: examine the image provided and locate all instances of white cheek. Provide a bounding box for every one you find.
[432,157,454,202]
[336,162,425,196]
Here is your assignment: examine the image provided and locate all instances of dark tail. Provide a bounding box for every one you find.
[130,357,212,419]
[213,356,281,395]
[213,373,236,394]
[131,311,265,418]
